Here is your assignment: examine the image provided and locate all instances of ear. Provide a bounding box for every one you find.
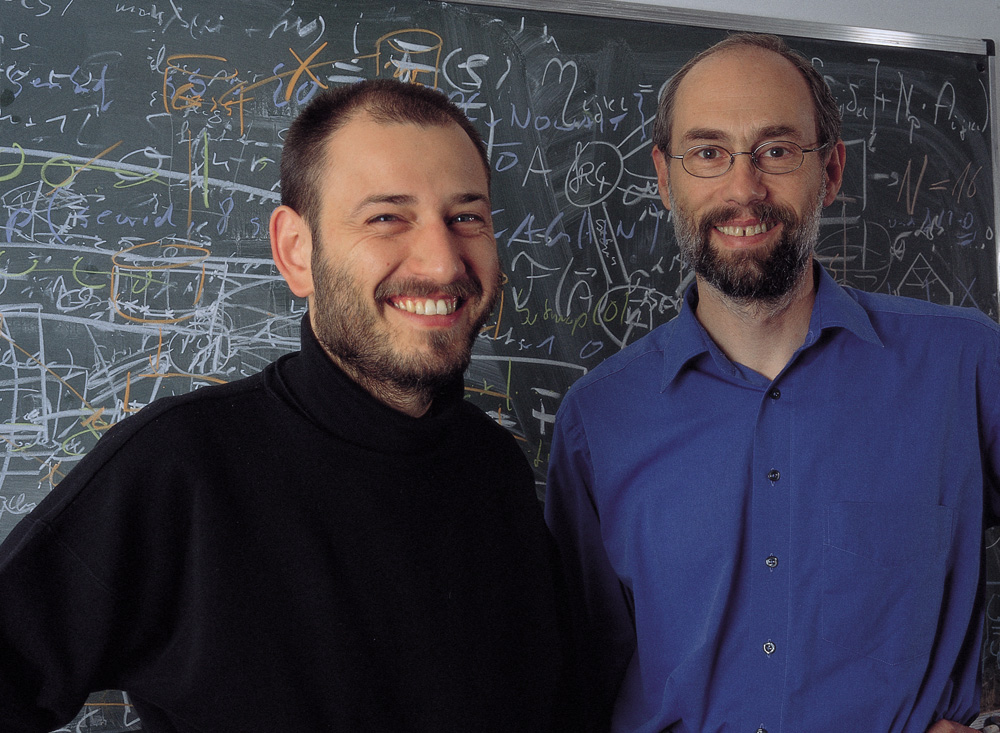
[270,205,315,298]
[651,146,672,210]
[822,139,847,207]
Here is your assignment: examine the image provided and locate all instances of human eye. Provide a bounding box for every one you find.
[761,142,795,159]
[449,212,491,237]
[692,145,725,161]
[363,212,410,235]
[755,141,804,173]
[682,145,729,176]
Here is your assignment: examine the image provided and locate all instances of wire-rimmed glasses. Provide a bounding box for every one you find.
[666,140,830,178]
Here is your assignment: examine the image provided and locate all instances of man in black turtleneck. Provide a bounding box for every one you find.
[0,79,577,733]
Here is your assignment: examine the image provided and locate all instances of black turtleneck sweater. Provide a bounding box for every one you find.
[0,317,576,732]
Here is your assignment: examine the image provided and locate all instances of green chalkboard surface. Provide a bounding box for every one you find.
[0,0,995,727]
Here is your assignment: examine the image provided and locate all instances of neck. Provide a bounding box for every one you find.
[693,264,816,381]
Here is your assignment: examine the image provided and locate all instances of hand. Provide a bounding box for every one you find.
[926,720,978,733]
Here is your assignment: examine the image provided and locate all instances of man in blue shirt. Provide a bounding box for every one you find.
[544,32,1000,733]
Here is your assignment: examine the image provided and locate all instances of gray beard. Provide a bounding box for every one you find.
[670,182,825,308]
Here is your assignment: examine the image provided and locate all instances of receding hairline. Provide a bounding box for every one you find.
[653,33,841,153]
[672,46,817,139]
[687,43,809,79]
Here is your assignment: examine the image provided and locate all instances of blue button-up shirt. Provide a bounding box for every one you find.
[545,264,1000,733]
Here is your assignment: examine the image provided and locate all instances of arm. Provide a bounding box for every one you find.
[930,330,1000,733]
[0,515,117,730]
[0,420,160,731]
[984,322,1000,526]
[544,397,636,732]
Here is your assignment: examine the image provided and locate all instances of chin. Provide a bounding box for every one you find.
[401,334,472,374]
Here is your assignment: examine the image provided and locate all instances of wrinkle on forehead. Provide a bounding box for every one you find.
[679,124,802,147]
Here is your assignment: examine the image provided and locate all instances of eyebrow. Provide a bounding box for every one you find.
[351,191,490,217]
[452,192,491,207]
[680,124,802,146]
[352,194,416,215]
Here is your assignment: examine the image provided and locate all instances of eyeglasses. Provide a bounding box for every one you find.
[666,140,830,178]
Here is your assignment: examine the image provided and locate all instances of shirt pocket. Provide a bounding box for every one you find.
[822,501,954,666]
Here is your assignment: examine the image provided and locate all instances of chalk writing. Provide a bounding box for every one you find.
[0,0,992,495]
[0,0,994,728]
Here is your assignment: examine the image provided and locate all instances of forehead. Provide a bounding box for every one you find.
[672,47,817,144]
[321,113,489,189]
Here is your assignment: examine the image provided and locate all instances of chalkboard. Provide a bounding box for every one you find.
[0,0,995,728]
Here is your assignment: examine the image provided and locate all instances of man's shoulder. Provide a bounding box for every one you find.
[847,286,1000,339]
[11,369,276,537]
[564,321,677,400]
[74,369,272,480]
[114,369,271,439]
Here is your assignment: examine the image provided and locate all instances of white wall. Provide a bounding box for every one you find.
[620,0,998,45]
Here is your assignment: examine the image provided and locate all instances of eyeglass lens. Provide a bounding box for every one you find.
[683,141,805,177]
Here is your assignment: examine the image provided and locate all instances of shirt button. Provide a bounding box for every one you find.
[765,555,779,569]
[767,469,781,482]
[756,728,768,733]
[763,641,776,656]
[769,388,781,400]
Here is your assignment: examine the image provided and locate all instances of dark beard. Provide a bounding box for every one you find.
[671,189,822,304]
[309,249,498,406]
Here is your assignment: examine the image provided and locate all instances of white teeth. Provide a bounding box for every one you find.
[717,223,771,237]
[392,298,457,316]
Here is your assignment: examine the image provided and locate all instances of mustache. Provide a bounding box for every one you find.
[374,277,484,301]
[698,202,798,236]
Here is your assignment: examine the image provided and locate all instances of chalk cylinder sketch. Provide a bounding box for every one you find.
[375,29,443,85]
[110,240,211,324]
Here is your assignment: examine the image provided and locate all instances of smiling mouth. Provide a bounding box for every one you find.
[390,297,460,316]
[715,222,777,237]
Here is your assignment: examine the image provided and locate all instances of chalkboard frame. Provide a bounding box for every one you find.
[457,0,992,52]
[1,0,997,726]
[456,0,1000,314]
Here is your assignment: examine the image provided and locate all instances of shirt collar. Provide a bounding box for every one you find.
[658,283,720,392]
[659,262,883,390]
[804,262,883,349]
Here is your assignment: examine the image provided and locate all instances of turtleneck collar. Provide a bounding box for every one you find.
[264,315,467,454]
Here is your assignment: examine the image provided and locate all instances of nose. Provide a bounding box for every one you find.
[406,220,467,283]
[722,152,766,207]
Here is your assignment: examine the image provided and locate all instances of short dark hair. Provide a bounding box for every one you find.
[652,33,841,153]
[279,79,490,227]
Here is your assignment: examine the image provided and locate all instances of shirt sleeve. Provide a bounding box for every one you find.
[984,323,1000,524]
[0,414,161,732]
[544,392,636,733]
[0,515,123,731]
